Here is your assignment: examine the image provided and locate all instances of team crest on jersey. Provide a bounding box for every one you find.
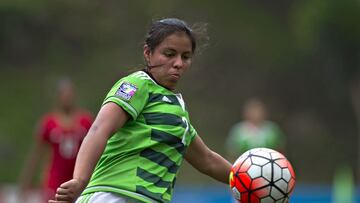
[115,82,138,100]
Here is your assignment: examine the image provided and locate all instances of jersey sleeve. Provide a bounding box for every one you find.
[188,124,198,144]
[225,123,242,155]
[35,115,53,143]
[270,122,286,150]
[102,76,149,120]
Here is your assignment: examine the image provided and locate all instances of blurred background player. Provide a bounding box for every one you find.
[18,78,93,202]
[332,163,355,203]
[225,98,285,162]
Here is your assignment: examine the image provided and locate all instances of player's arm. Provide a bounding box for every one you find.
[73,102,129,186]
[49,102,129,203]
[18,127,48,196]
[184,135,232,184]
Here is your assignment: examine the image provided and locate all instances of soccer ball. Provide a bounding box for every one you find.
[229,148,295,203]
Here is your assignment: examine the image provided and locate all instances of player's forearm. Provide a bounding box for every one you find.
[19,152,37,190]
[19,141,43,190]
[206,151,232,184]
[72,125,110,188]
[72,103,129,189]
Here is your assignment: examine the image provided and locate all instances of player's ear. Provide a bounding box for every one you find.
[143,45,151,63]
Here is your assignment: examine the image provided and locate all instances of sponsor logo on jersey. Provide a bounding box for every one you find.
[116,82,138,100]
[162,96,172,103]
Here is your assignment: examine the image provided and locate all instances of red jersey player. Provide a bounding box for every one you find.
[19,79,93,202]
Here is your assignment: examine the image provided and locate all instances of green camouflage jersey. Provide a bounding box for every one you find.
[81,71,198,203]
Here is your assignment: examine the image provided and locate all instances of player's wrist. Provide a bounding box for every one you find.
[72,178,88,190]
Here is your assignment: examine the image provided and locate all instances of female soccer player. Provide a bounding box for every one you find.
[49,18,232,203]
[19,79,93,202]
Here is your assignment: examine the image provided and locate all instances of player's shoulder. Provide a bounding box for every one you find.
[232,122,245,130]
[76,109,94,120]
[113,70,157,92]
[38,112,57,126]
[127,70,153,80]
[264,120,279,128]
[40,112,55,120]
[122,71,156,85]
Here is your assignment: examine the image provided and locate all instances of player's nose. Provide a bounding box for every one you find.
[173,55,184,69]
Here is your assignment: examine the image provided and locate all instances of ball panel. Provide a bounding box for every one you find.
[262,163,272,182]
[234,174,248,193]
[252,150,272,160]
[248,165,262,179]
[250,193,261,203]
[231,187,241,200]
[239,172,252,189]
[239,157,252,173]
[251,177,270,189]
[270,151,285,159]
[251,156,270,166]
[274,179,288,193]
[253,186,270,198]
[282,168,291,182]
[241,192,249,203]
[287,161,296,179]
[275,197,288,203]
[273,163,282,181]
[287,178,296,193]
[260,196,276,203]
[270,187,285,200]
[258,148,277,154]
[234,154,248,169]
[275,158,288,168]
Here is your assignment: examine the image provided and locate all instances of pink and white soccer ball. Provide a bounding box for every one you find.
[229,148,296,203]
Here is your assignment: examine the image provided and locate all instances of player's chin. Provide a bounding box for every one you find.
[164,80,179,90]
[169,73,181,80]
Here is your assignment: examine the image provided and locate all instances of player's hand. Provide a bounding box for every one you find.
[48,179,84,203]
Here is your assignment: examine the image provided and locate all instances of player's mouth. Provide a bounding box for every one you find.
[170,73,180,80]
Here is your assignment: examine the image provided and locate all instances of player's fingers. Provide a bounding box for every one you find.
[56,187,70,195]
[60,179,79,189]
[48,200,70,203]
[59,180,74,189]
[55,193,73,201]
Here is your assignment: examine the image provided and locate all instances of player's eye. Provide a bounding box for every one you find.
[182,53,193,61]
[163,50,176,58]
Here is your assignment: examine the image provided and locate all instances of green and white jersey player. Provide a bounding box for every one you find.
[49,18,232,203]
[82,70,198,203]
[226,98,285,162]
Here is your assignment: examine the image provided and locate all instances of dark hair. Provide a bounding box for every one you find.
[145,18,197,53]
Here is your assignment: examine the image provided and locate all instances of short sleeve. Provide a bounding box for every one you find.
[102,76,149,120]
[35,115,54,143]
[188,124,198,144]
[269,122,286,149]
[225,123,242,155]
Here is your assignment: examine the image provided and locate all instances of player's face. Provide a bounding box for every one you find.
[245,105,266,124]
[58,84,75,110]
[144,32,193,90]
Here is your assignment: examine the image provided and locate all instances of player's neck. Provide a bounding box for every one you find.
[143,69,176,92]
[57,106,76,116]
[246,120,265,128]
[55,107,78,128]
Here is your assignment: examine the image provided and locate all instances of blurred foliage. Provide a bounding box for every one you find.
[0,0,359,185]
